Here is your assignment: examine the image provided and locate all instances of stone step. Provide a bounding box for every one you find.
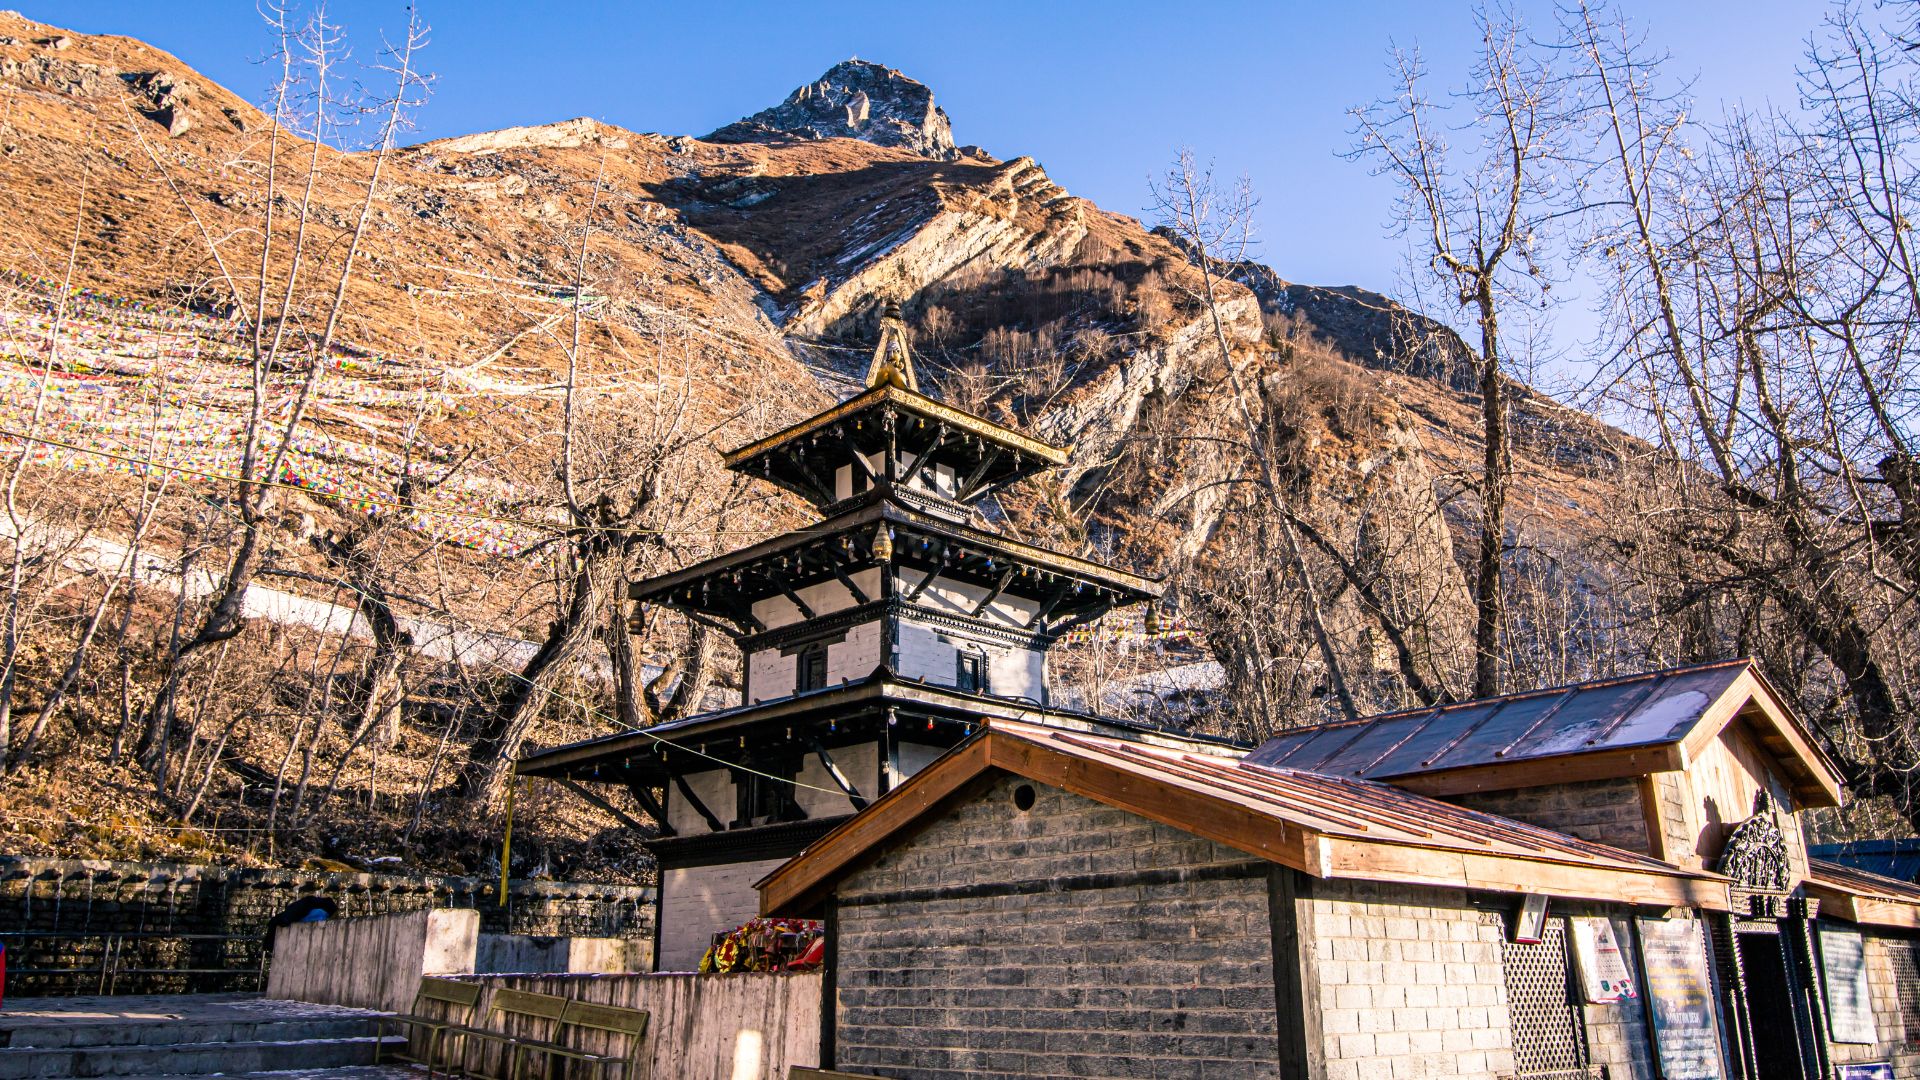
[1,1016,377,1049]
[107,1060,422,1068]
[0,1035,404,1079]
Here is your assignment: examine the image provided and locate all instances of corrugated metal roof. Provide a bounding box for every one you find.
[1810,841,1920,884]
[1035,724,1698,875]
[1245,659,1753,780]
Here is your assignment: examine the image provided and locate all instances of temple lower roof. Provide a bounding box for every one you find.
[514,673,1242,784]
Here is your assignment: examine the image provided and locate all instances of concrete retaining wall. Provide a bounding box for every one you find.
[266,908,479,1013]
[445,972,822,1080]
[475,932,650,974]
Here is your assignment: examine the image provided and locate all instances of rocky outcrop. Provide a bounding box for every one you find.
[421,117,632,156]
[1153,226,1480,392]
[783,157,1086,336]
[708,60,958,159]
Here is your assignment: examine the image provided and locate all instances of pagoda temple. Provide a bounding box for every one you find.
[515,307,1236,971]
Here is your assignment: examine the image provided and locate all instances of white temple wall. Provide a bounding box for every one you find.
[746,649,795,704]
[827,619,884,685]
[749,568,881,629]
[655,857,787,972]
[895,740,947,779]
[989,645,1048,705]
[894,617,1046,701]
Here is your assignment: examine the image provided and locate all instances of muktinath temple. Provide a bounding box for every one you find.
[521,313,1920,1080]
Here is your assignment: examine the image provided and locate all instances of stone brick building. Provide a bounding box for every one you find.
[763,660,1920,1080]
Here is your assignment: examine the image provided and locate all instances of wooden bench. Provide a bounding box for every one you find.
[455,988,649,1080]
[509,999,651,1080]
[372,975,484,1077]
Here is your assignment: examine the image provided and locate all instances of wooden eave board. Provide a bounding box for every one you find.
[1804,860,1920,928]
[721,385,1070,469]
[756,719,1725,917]
[1673,667,1843,807]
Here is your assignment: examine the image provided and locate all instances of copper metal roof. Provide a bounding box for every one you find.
[1040,726,1699,875]
[1241,659,1842,804]
[758,717,1732,915]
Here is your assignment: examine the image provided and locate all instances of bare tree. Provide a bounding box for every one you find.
[1568,1,1920,829]
[1150,150,1359,725]
[1349,8,1569,697]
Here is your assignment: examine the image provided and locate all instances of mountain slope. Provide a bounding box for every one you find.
[0,13,1638,870]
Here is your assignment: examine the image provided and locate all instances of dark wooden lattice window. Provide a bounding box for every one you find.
[796,646,829,694]
[956,649,987,694]
[1895,939,1920,1047]
[1502,919,1593,1079]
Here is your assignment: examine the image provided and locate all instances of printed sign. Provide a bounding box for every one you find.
[1637,917,1727,1080]
[1820,923,1879,1044]
[1836,1065,1893,1080]
[1571,916,1638,1003]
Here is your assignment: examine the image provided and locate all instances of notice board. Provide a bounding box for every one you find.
[1820,922,1878,1044]
[1636,917,1727,1080]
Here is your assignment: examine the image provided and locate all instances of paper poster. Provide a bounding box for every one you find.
[1571,916,1638,1003]
[1637,917,1727,1080]
[1820,923,1879,1044]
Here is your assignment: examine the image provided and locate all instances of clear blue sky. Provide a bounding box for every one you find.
[38,1,1819,337]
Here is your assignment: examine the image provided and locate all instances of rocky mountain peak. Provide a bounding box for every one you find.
[707,59,959,159]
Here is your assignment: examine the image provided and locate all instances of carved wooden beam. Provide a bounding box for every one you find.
[897,424,948,490]
[831,562,872,606]
[551,776,652,834]
[837,425,877,482]
[621,780,677,837]
[970,563,1018,618]
[957,446,1005,500]
[1023,579,1075,629]
[905,539,949,602]
[810,738,870,811]
[672,770,726,832]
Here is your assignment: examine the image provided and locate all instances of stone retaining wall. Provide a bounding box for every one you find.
[0,855,653,996]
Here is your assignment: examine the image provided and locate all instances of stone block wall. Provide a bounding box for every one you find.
[831,774,1280,1078]
[1308,879,1519,1080]
[1450,778,1652,854]
[0,855,652,996]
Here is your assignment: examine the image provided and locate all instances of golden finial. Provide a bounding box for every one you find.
[865,301,920,392]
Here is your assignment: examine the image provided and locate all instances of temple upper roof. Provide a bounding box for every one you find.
[723,304,1068,509]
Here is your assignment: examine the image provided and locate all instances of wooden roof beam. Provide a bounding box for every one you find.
[897,423,948,489]
[956,446,1005,501]
[970,563,1018,617]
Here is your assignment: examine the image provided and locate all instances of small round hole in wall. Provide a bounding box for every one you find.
[1013,784,1036,812]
